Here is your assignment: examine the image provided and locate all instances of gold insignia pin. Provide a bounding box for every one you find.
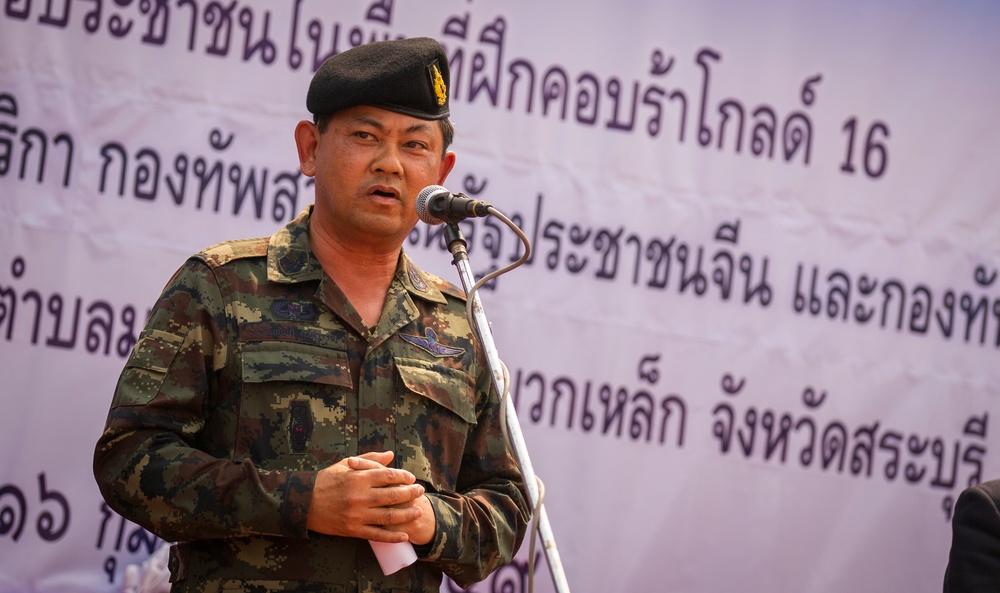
[431,63,447,106]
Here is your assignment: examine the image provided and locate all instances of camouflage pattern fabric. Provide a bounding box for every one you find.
[94,207,530,592]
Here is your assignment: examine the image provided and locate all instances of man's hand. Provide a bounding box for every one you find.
[388,490,436,546]
[306,451,426,543]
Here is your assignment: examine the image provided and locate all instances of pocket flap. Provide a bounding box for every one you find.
[241,341,352,387]
[113,330,185,406]
[396,357,477,425]
[127,329,185,373]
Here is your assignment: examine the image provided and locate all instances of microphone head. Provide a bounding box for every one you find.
[415,185,450,225]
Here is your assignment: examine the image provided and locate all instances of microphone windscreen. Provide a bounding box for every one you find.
[415,185,449,225]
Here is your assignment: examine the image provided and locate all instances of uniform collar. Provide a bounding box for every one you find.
[396,252,447,305]
[267,206,324,283]
[267,205,449,306]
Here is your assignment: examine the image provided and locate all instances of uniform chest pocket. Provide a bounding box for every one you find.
[237,340,352,471]
[395,357,477,489]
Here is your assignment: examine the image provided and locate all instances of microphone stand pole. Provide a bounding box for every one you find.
[443,223,571,593]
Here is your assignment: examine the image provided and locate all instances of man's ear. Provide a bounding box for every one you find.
[294,120,319,177]
[437,150,457,185]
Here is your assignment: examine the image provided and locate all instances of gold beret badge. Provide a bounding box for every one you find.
[431,63,447,106]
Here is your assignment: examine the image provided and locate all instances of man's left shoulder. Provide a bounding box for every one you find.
[422,271,467,301]
[401,252,467,302]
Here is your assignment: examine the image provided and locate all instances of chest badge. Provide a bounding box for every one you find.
[401,328,465,358]
[271,299,318,321]
[407,263,429,292]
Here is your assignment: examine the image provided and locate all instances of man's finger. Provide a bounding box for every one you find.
[347,455,389,471]
[370,483,424,508]
[354,450,394,465]
[362,527,411,544]
[370,502,422,527]
[365,467,419,489]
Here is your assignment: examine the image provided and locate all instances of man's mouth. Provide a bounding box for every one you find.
[368,185,400,200]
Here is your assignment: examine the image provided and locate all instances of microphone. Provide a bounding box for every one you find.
[415,185,491,225]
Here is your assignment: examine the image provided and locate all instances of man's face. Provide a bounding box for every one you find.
[296,105,456,249]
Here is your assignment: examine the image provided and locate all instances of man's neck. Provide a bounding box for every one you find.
[309,221,401,329]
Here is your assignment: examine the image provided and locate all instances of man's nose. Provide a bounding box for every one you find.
[371,143,403,176]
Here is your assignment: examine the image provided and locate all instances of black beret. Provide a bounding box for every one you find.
[307,37,450,120]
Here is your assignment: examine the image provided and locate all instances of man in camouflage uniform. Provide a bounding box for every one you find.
[94,37,530,592]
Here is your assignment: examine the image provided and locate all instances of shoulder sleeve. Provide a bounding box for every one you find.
[92,256,315,543]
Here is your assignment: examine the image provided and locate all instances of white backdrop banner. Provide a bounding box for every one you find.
[1,1,998,592]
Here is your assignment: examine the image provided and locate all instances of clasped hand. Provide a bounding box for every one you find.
[306,451,435,545]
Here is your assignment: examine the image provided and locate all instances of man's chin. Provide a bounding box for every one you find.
[349,214,417,244]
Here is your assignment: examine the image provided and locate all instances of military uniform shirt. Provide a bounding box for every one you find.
[94,207,530,593]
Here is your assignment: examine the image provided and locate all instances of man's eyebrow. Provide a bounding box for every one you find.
[404,122,434,135]
[352,115,385,130]
[350,117,432,135]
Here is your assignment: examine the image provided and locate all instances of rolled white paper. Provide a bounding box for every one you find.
[369,540,418,575]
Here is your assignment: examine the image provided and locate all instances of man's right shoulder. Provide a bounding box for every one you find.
[193,236,269,269]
